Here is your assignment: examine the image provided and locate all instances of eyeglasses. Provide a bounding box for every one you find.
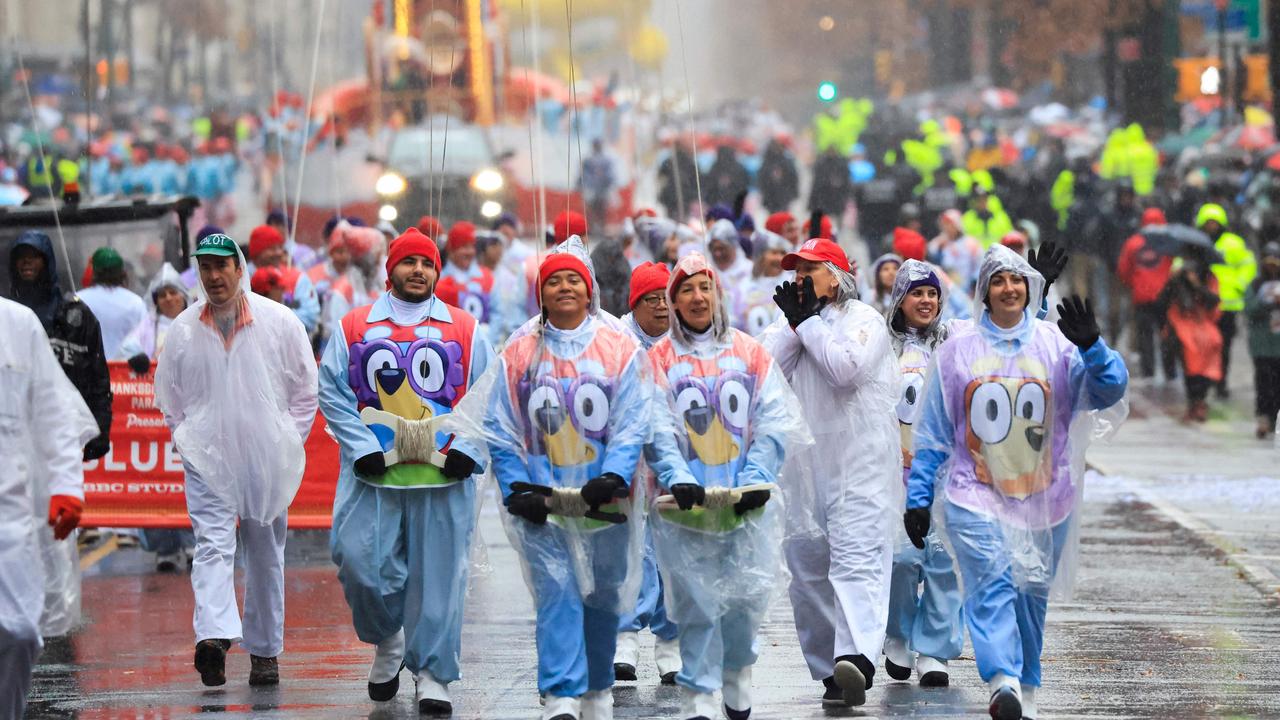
[640,294,668,308]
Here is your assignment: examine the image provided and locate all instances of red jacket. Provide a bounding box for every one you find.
[1117,233,1172,305]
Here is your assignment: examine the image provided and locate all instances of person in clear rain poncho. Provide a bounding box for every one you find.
[319,228,493,715]
[0,297,99,719]
[612,260,682,686]
[706,219,754,291]
[154,233,318,689]
[646,252,810,720]
[757,238,900,710]
[463,237,651,720]
[905,244,1127,720]
[729,229,790,337]
[881,259,967,688]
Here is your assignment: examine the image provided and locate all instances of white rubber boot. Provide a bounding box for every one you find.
[987,673,1022,720]
[414,668,452,716]
[542,694,581,720]
[367,629,405,701]
[613,631,639,681]
[679,686,718,720]
[581,688,614,720]
[916,656,950,687]
[1021,685,1038,719]
[654,637,682,684]
[721,665,752,719]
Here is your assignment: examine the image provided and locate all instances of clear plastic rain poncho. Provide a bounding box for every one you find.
[706,219,753,289]
[757,258,902,663]
[646,252,812,629]
[0,301,99,638]
[910,244,1129,600]
[154,244,318,522]
[451,236,651,615]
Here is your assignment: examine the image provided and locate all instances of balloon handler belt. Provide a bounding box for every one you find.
[654,483,777,512]
[510,482,628,524]
[360,407,448,468]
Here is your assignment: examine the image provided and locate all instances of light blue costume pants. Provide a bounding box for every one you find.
[660,522,773,695]
[886,530,965,661]
[944,502,1070,688]
[330,481,476,682]
[617,526,678,641]
[521,521,630,697]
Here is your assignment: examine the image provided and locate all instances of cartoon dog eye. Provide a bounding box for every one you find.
[572,381,610,435]
[409,343,447,395]
[969,381,1012,444]
[1015,382,1046,424]
[363,346,400,393]
[897,372,926,425]
[675,383,709,417]
[717,378,751,432]
[526,383,564,434]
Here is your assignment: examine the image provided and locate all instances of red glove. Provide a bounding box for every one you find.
[48,495,83,541]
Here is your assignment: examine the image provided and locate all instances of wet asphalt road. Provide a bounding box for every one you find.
[22,471,1280,720]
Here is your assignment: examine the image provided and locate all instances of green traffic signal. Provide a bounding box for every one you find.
[817,81,838,102]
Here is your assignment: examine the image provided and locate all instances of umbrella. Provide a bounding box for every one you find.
[1141,224,1224,263]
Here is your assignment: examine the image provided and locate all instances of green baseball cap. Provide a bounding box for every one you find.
[193,233,239,257]
[90,246,124,273]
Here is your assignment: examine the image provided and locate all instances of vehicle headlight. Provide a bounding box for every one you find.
[480,200,503,219]
[471,168,504,194]
[379,204,399,222]
[376,172,407,197]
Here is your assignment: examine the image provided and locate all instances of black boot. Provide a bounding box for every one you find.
[194,639,232,687]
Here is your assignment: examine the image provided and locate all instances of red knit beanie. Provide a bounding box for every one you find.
[892,227,927,261]
[628,261,671,309]
[538,252,593,298]
[765,211,793,235]
[447,221,477,253]
[385,228,442,288]
[553,211,588,243]
[248,225,285,260]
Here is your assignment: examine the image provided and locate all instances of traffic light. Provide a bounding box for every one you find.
[817,81,838,102]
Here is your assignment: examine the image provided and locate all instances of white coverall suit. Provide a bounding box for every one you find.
[762,299,901,680]
[155,291,318,657]
[0,298,98,717]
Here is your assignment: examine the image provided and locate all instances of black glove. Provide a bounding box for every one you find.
[580,473,628,510]
[1056,295,1101,351]
[442,449,477,480]
[733,488,770,516]
[354,452,387,478]
[507,491,549,525]
[773,276,827,328]
[127,353,152,376]
[904,507,931,550]
[669,483,705,511]
[83,434,110,462]
[1027,240,1069,289]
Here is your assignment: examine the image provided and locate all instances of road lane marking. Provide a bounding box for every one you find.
[79,534,119,571]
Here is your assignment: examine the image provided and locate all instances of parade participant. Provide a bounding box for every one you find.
[1196,203,1258,398]
[962,188,1015,250]
[248,224,321,334]
[0,297,99,719]
[251,266,287,303]
[477,237,650,720]
[865,253,903,317]
[1117,208,1174,380]
[490,213,536,344]
[307,220,363,306]
[892,227,928,263]
[757,238,898,709]
[647,251,807,720]
[318,224,386,350]
[906,245,1128,720]
[6,230,113,465]
[154,232,318,688]
[930,209,983,292]
[881,260,965,687]
[319,227,493,714]
[121,263,197,572]
[764,211,801,248]
[435,221,496,329]
[613,260,679,685]
[76,247,146,359]
[730,230,789,336]
[707,219,753,291]
[1245,242,1280,438]
[1158,252,1223,422]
